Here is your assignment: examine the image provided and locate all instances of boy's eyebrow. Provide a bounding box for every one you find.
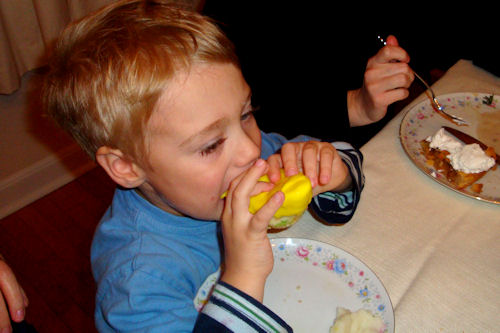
[180,117,230,148]
[180,92,253,149]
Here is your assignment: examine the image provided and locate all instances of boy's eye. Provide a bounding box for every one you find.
[241,106,260,121]
[200,138,226,156]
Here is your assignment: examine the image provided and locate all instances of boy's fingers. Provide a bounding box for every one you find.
[266,154,283,183]
[280,143,300,176]
[301,142,319,187]
[230,159,268,215]
[251,192,284,232]
[319,146,335,185]
[252,182,274,197]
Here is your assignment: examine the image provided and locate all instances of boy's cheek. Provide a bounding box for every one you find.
[214,201,226,220]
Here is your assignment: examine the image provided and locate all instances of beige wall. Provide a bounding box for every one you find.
[0,0,205,95]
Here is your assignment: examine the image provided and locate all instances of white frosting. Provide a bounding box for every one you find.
[330,308,385,333]
[426,128,495,173]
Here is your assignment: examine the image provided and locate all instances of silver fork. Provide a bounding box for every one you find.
[377,36,468,126]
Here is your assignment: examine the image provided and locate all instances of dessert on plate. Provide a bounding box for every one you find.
[329,307,385,333]
[249,169,312,229]
[221,169,312,229]
[420,128,497,192]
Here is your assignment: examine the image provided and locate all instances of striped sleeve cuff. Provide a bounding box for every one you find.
[310,144,364,224]
[197,281,292,333]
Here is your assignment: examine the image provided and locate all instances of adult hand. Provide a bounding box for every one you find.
[347,35,414,126]
[0,255,28,333]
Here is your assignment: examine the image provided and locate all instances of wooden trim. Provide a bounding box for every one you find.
[0,144,95,219]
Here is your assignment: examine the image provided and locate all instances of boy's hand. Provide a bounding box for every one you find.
[0,256,28,333]
[220,159,284,302]
[267,141,351,196]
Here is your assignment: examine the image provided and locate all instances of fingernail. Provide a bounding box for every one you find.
[15,309,25,320]
[286,168,297,177]
[308,176,317,188]
[255,159,265,167]
[273,191,284,203]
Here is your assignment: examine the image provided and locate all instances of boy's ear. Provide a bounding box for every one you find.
[96,146,146,188]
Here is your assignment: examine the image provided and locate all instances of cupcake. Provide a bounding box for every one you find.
[249,169,312,229]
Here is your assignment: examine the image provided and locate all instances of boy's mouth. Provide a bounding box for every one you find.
[220,191,228,199]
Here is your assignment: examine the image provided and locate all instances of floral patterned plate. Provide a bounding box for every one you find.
[400,92,500,204]
[263,238,394,332]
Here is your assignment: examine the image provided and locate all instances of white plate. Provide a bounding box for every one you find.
[263,238,394,332]
[400,92,500,204]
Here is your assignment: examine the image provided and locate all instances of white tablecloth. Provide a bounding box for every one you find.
[269,60,500,331]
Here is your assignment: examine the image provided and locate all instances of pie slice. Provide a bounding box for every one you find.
[420,140,497,192]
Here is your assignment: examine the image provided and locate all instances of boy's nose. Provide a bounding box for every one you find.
[235,132,260,168]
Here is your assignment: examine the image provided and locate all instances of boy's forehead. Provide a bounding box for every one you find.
[150,63,249,140]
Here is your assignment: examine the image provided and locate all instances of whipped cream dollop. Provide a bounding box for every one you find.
[427,128,463,154]
[426,128,495,173]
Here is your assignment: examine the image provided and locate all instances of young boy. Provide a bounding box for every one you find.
[43,1,364,332]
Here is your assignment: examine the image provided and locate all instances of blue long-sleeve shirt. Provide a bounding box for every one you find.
[91,132,364,332]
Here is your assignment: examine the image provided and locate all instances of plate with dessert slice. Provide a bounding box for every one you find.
[263,238,394,332]
[400,92,500,204]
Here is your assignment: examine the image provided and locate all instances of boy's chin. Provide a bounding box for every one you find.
[188,204,224,222]
[161,201,222,222]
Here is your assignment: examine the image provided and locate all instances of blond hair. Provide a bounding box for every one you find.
[43,0,238,165]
